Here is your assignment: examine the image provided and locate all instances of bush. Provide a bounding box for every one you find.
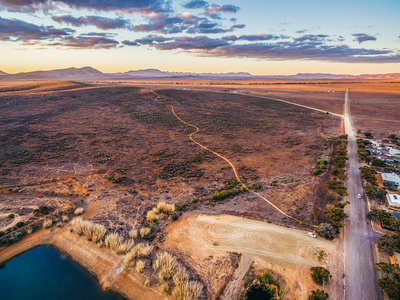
[153,252,179,282]
[16,222,24,228]
[146,209,159,222]
[317,223,337,239]
[140,227,152,239]
[364,132,373,138]
[176,204,186,211]
[255,183,263,189]
[10,232,23,242]
[62,215,69,222]
[74,207,84,215]
[116,240,135,255]
[172,281,203,300]
[309,289,329,300]
[8,213,14,218]
[43,219,53,229]
[129,228,138,239]
[125,243,154,266]
[173,265,189,287]
[157,202,176,214]
[210,188,239,201]
[172,213,178,221]
[135,260,145,273]
[310,267,331,286]
[25,226,33,235]
[105,232,124,251]
[160,283,169,294]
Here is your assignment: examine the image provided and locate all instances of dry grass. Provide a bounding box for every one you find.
[116,239,135,255]
[172,281,203,300]
[74,207,84,215]
[105,232,124,252]
[160,283,170,294]
[157,202,175,215]
[25,226,33,234]
[135,260,145,273]
[146,209,159,222]
[71,217,106,243]
[125,243,154,266]
[62,215,69,222]
[173,265,189,287]
[42,219,53,229]
[153,252,179,282]
[140,227,152,238]
[129,228,138,239]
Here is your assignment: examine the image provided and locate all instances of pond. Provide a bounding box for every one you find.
[0,246,125,300]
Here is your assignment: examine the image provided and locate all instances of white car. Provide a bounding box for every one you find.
[308,232,317,238]
[357,194,362,199]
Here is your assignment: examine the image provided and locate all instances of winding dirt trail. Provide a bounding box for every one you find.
[0,214,22,232]
[153,91,306,225]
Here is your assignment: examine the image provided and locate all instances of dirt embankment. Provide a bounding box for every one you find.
[0,227,167,300]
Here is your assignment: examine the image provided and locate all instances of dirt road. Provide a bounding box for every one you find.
[164,214,343,299]
[343,89,382,300]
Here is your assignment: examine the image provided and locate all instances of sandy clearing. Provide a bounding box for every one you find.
[0,213,22,232]
[163,214,343,299]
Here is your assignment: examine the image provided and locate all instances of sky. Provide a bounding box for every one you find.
[0,0,399,75]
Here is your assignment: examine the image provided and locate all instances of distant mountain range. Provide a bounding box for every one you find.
[0,67,399,81]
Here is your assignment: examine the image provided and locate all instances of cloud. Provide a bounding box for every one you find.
[127,33,400,63]
[238,34,288,41]
[352,33,377,44]
[131,11,244,34]
[0,0,171,13]
[52,15,130,30]
[205,3,240,19]
[183,0,208,9]
[0,16,73,41]
[294,34,329,43]
[52,34,119,49]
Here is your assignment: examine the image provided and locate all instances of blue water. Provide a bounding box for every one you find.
[0,246,125,300]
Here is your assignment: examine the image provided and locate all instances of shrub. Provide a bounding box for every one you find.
[135,260,145,273]
[16,222,24,228]
[172,213,178,221]
[8,213,14,218]
[146,209,159,222]
[269,181,276,187]
[91,224,106,243]
[176,204,186,211]
[62,215,69,222]
[116,240,135,255]
[25,226,33,235]
[153,252,179,282]
[157,202,175,215]
[140,227,152,238]
[317,223,337,239]
[105,232,124,251]
[255,183,262,189]
[43,219,53,229]
[129,228,138,240]
[173,265,189,287]
[310,267,331,286]
[10,232,23,242]
[172,281,203,300]
[309,289,329,300]
[125,243,154,267]
[74,207,84,215]
[160,283,169,294]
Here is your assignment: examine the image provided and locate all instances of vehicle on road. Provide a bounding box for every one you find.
[308,232,317,238]
[357,194,362,199]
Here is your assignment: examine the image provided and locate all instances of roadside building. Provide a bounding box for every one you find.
[387,194,400,208]
[381,173,400,190]
[393,252,400,267]
[389,148,400,157]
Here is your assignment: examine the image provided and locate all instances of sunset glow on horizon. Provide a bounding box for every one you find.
[1,0,399,75]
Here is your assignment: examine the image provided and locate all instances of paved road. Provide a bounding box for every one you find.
[343,88,382,300]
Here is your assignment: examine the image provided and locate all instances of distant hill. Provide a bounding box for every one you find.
[1,67,400,81]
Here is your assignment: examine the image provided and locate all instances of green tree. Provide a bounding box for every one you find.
[309,289,329,300]
[375,263,400,300]
[310,267,331,286]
